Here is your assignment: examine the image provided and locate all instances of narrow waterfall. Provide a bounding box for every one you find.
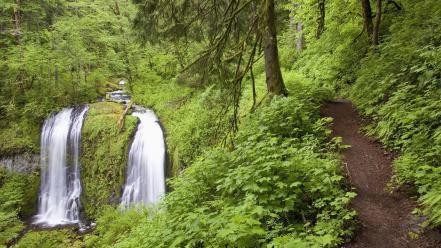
[121,109,166,208]
[34,106,88,227]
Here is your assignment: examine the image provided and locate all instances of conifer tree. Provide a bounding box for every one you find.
[132,0,288,96]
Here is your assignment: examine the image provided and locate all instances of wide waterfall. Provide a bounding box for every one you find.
[34,106,88,227]
[121,109,166,208]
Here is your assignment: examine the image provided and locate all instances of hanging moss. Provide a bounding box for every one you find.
[80,102,138,219]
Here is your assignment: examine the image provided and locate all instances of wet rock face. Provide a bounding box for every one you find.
[106,90,131,104]
[0,154,39,173]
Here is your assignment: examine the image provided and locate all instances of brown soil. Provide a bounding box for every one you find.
[321,99,441,248]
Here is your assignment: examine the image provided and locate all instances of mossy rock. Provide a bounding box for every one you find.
[80,102,138,219]
[20,172,40,219]
[96,81,122,96]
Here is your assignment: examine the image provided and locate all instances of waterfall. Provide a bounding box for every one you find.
[121,109,166,208]
[34,106,88,227]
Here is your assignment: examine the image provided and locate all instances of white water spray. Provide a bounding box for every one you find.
[121,109,166,208]
[34,106,88,227]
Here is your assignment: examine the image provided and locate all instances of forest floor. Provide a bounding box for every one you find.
[321,99,441,248]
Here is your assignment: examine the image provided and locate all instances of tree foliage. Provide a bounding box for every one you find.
[87,89,355,247]
[1,0,441,246]
[132,0,289,100]
[0,0,142,155]
[292,0,441,229]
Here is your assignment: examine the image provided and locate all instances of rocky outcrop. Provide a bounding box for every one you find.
[106,90,131,104]
[0,154,39,173]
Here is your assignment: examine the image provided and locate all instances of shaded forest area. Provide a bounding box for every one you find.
[1,0,441,247]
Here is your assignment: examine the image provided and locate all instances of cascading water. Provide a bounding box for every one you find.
[121,109,166,208]
[34,106,88,227]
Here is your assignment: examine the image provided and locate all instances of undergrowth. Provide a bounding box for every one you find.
[132,76,233,175]
[0,170,39,247]
[13,229,82,248]
[293,0,441,228]
[86,90,356,248]
[349,0,441,226]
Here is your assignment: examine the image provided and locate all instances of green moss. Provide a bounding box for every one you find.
[0,120,40,156]
[0,170,40,246]
[20,173,40,219]
[14,229,82,248]
[96,81,121,96]
[84,206,146,247]
[80,102,137,219]
[0,212,23,247]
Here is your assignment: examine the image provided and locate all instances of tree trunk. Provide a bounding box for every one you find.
[289,4,305,51]
[316,0,325,38]
[113,1,121,16]
[14,0,20,31]
[13,0,21,42]
[360,0,374,42]
[296,22,305,51]
[263,0,287,96]
[372,0,382,45]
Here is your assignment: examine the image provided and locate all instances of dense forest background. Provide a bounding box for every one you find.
[0,0,440,247]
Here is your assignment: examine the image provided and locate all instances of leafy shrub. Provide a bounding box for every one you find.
[13,230,82,248]
[291,0,441,228]
[291,0,367,89]
[107,93,355,248]
[85,207,147,247]
[0,211,23,248]
[347,0,441,227]
[0,170,39,246]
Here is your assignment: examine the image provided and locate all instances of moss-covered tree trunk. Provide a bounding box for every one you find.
[263,0,287,96]
[360,0,374,42]
[14,0,21,34]
[361,0,382,45]
[296,22,305,51]
[316,0,325,39]
[372,0,382,45]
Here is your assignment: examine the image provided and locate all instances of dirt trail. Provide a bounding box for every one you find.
[321,100,441,248]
